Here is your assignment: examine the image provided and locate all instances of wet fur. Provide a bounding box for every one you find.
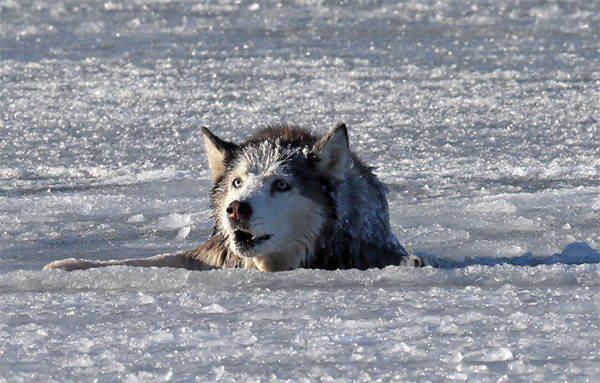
[44,124,421,272]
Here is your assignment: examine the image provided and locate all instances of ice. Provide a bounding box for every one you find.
[1,263,598,381]
[157,213,192,230]
[1,0,599,381]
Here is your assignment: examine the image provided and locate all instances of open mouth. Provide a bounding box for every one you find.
[233,230,272,249]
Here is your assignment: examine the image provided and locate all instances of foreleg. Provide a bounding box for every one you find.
[43,252,217,271]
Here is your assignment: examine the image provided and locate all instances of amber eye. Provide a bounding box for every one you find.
[232,177,243,188]
[274,179,291,192]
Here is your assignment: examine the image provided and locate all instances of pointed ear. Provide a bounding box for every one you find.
[310,123,350,181]
[202,127,238,182]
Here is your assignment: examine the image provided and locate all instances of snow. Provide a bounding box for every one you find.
[1,0,599,381]
[2,263,599,382]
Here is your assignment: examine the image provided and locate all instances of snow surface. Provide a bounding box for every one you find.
[1,0,599,381]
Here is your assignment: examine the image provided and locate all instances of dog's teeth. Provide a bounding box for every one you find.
[233,230,271,247]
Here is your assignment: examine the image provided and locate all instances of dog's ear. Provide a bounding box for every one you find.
[202,127,238,181]
[311,123,350,181]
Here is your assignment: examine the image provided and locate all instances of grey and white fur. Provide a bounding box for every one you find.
[44,123,425,272]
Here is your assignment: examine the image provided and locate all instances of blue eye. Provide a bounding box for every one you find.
[274,179,291,192]
[232,178,243,188]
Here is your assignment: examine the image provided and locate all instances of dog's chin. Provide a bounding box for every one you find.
[230,229,273,257]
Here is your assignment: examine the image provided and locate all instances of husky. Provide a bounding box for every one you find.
[44,123,425,272]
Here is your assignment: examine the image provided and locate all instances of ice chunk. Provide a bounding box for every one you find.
[472,199,517,214]
[156,214,192,230]
[127,214,145,223]
[467,348,514,362]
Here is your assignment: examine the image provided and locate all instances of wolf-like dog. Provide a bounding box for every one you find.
[44,123,425,272]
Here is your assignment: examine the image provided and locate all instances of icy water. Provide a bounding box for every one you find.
[1,0,599,382]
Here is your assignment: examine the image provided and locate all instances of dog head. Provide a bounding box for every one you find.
[202,124,349,271]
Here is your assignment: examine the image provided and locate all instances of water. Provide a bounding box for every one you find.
[1,0,599,381]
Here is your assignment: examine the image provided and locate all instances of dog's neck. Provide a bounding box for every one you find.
[251,252,302,272]
[226,236,317,272]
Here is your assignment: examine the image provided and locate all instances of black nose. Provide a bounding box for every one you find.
[227,200,252,221]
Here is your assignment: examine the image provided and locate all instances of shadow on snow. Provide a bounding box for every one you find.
[417,242,600,269]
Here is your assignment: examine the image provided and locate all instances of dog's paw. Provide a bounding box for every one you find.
[399,254,424,267]
[43,258,97,271]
